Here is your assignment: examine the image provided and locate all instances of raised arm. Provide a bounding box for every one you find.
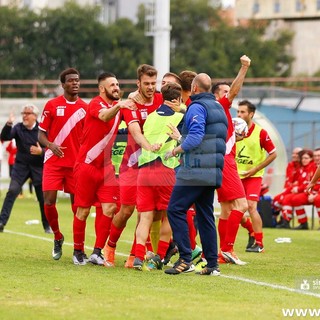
[228,55,251,102]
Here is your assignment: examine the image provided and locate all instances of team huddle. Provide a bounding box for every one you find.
[5,55,303,276]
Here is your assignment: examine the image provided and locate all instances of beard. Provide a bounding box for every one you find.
[105,90,120,101]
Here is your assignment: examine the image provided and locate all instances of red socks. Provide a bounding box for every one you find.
[241,217,254,235]
[254,232,263,247]
[73,215,86,251]
[218,218,228,250]
[44,204,62,240]
[135,243,145,261]
[221,210,244,252]
[186,208,197,250]
[157,240,170,260]
[107,223,124,248]
[94,212,113,249]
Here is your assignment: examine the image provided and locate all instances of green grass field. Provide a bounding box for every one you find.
[0,193,320,320]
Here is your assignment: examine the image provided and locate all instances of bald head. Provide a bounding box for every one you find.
[292,147,303,162]
[191,73,212,95]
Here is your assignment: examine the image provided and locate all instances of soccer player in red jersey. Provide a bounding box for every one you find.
[133,82,184,270]
[212,55,252,265]
[38,68,87,261]
[71,72,136,265]
[104,64,162,267]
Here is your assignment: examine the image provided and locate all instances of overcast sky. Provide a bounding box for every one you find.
[222,0,235,7]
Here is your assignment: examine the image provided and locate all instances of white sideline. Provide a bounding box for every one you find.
[3,229,320,299]
[4,229,128,257]
[220,275,320,299]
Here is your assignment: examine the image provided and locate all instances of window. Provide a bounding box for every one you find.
[317,0,320,10]
[253,1,260,14]
[274,0,280,13]
[296,0,306,12]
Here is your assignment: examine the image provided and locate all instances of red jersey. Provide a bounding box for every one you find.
[294,161,317,193]
[120,92,163,170]
[6,140,17,165]
[218,95,235,156]
[77,96,121,168]
[39,95,87,167]
[284,161,301,189]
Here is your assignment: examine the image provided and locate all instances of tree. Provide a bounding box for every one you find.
[0,0,294,82]
[169,0,294,77]
[0,6,38,79]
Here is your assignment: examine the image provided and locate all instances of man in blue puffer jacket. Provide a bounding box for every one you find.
[165,73,227,276]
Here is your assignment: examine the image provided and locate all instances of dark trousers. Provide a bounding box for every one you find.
[0,179,49,230]
[167,181,218,268]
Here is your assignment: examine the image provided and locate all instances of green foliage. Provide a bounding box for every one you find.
[0,0,294,81]
[170,0,294,77]
[102,18,152,79]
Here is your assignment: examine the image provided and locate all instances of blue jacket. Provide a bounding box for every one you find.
[177,92,227,187]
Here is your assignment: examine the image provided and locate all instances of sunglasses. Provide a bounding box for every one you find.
[21,112,34,115]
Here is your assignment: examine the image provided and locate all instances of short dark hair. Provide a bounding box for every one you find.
[161,82,182,101]
[211,81,231,94]
[238,99,256,114]
[162,72,182,86]
[137,64,157,80]
[59,68,80,83]
[98,72,116,84]
[179,70,197,91]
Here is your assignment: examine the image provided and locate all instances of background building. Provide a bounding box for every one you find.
[235,0,320,75]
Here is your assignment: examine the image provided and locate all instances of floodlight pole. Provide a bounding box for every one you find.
[153,0,171,82]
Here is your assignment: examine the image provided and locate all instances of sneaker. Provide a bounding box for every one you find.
[44,227,53,234]
[191,245,202,261]
[83,252,89,261]
[276,220,291,229]
[0,223,4,232]
[217,252,228,264]
[246,234,255,249]
[246,243,264,253]
[103,244,115,267]
[145,251,156,261]
[88,253,104,266]
[221,250,247,265]
[73,250,87,266]
[133,257,150,271]
[147,254,163,270]
[293,222,309,230]
[196,266,220,276]
[163,242,178,265]
[52,235,64,260]
[124,255,135,268]
[194,258,207,272]
[164,259,195,275]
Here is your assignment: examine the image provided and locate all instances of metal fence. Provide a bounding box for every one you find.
[2,77,320,99]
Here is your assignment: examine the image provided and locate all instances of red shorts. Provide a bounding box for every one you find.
[119,167,138,206]
[241,177,262,202]
[42,165,75,193]
[217,155,246,202]
[74,162,119,208]
[136,161,175,212]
